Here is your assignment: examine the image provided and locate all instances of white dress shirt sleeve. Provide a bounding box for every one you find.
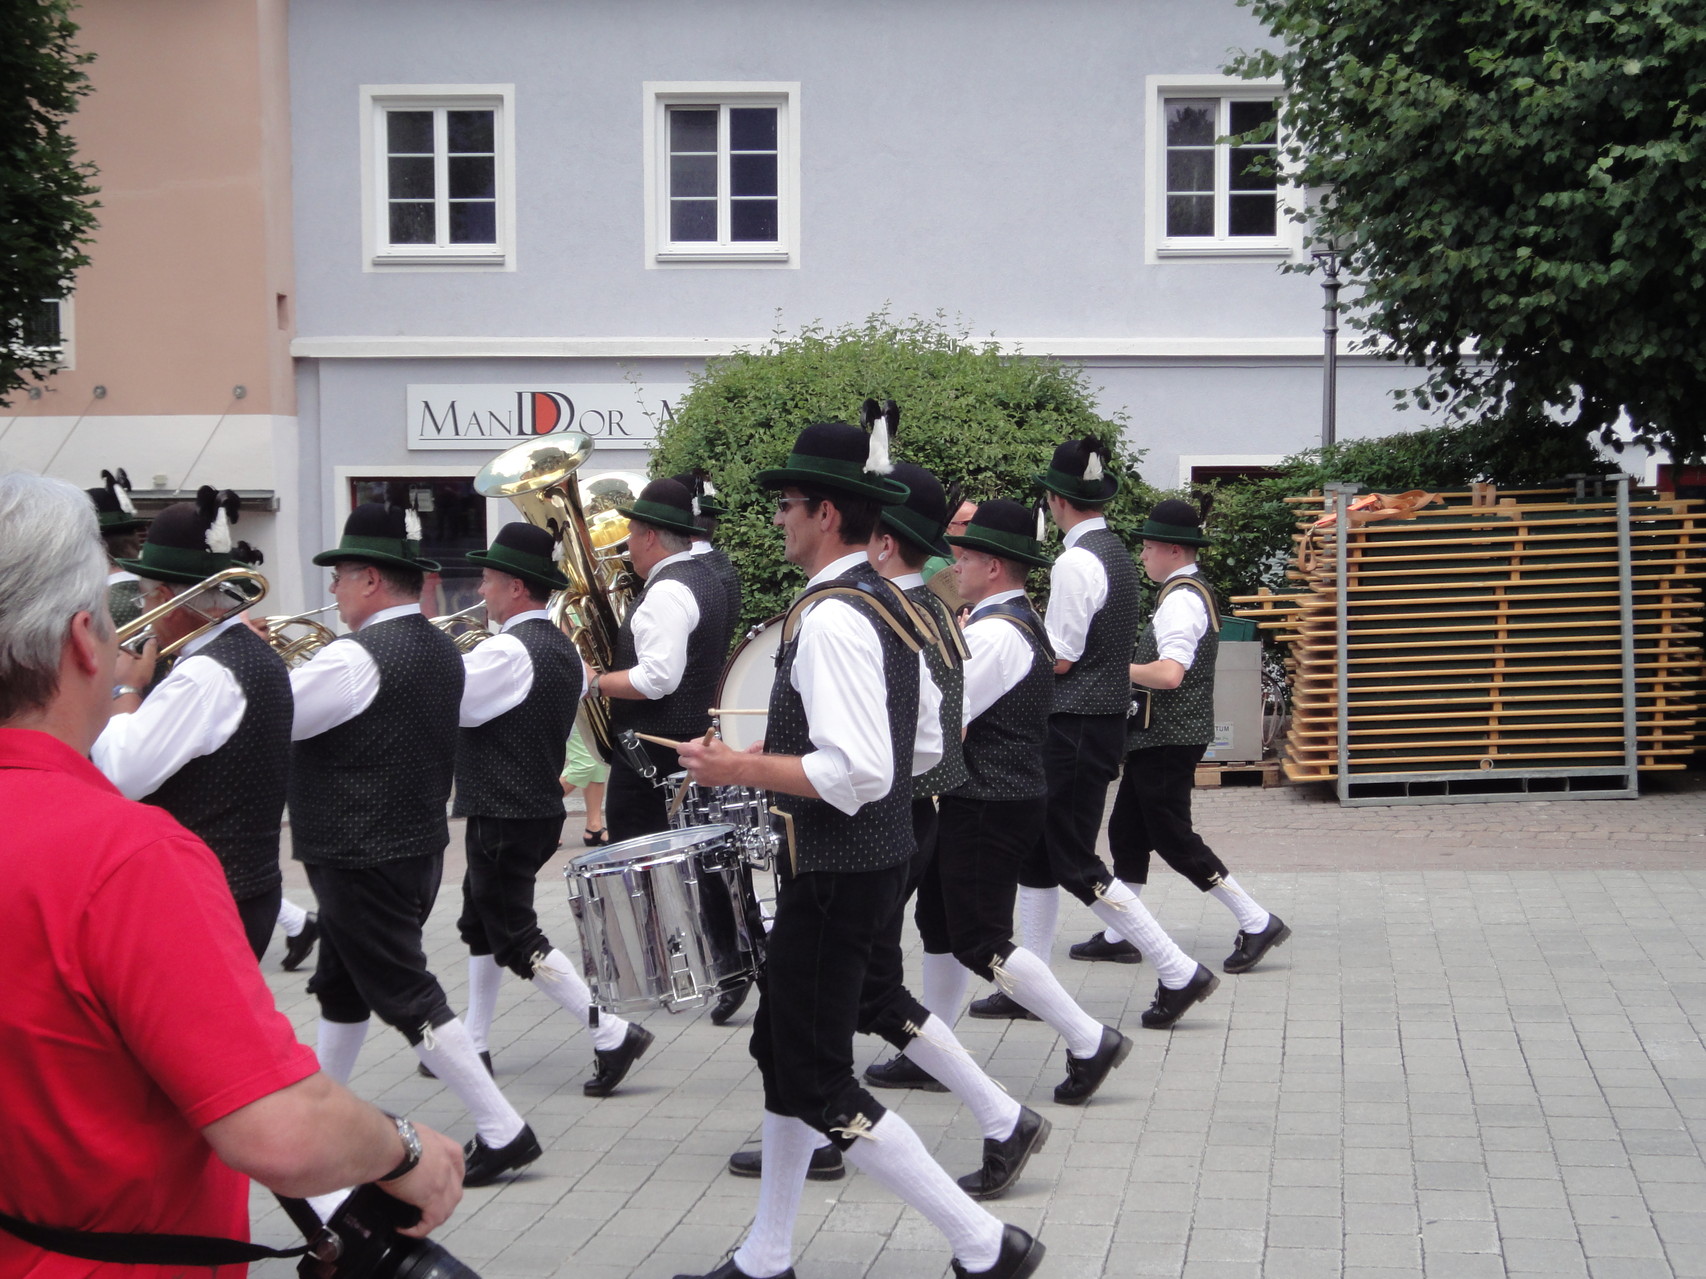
[459,632,534,727]
[625,578,701,700]
[1152,578,1210,668]
[289,638,381,740]
[792,597,893,815]
[1044,547,1108,663]
[91,656,247,801]
[960,616,1037,724]
[911,651,944,778]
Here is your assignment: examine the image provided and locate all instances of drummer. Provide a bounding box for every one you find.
[592,479,738,842]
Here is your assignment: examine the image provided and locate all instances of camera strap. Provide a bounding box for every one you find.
[0,1200,315,1266]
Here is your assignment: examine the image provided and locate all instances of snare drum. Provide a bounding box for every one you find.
[565,825,765,1014]
[666,770,777,869]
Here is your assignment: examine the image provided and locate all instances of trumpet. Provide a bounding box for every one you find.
[431,601,492,652]
[264,602,340,668]
[115,566,270,660]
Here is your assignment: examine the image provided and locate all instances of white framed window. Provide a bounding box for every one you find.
[360,85,516,271]
[643,82,800,268]
[9,296,73,368]
[1146,75,1296,262]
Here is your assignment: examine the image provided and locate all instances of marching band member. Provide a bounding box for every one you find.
[92,489,290,960]
[448,522,653,1097]
[596,478,738,842]
[672,471,744,622]
[680,421,1044,1279]
[288,503,539,1187]
[85,468,147,628]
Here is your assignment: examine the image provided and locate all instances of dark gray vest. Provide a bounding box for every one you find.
[144,624,292,899]
[610,554,736,738]
[953,596,1055,801]
[288,612,464,867]
[454,617,582,819]
[767,561,918,875]
[107,577,144,630]
[1127,574,1220,750]
[906,582,967,798]
[1052,526,1140,716]
[699,545,743,631]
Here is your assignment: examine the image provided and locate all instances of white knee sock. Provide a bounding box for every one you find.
[315,1018,369,1085]
[842,1110,1004,1272]
[993,947,1104,1058]
[1089,879,1198,989]
[465,954,504,1054]
[1210,875,1272,934]
[901,1014,1022,1141]
[1102,880,1138,945]
[530,947,629,1051]
[415,1018,526,1147]
[277,896,308,935]
[921,951,973,1027]
[1016,886,1060,959]
[733,1111,818,1279]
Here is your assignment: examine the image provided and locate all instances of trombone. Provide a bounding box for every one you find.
[431,601,493,652]
[115,566,270,661]
[263,602,340,668]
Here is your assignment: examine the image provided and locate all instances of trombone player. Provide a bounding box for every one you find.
[92,488,289,961]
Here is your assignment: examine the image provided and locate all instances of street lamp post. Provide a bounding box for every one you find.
[1312,245,1342,450]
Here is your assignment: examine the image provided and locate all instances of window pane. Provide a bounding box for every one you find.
[1165,99,1215,146]
[1230,145,1278,192]
[448,155,494,199]
[388,155,435,200]
[670,153,717,199]
[1166,194,1213,237]
[731,152,777,197]
[22,300,60,346]
[389,202,436,244]
[449,201,496,244]
[730,198,778,242]
[446,109,494,153]
[1165,149,1214,194]
[670,199,717,241]
[1228,99,1277,142]
[387,110,434,153]
[729,107,777,152]
[669,108,717,153]
[1228,194,1277,238]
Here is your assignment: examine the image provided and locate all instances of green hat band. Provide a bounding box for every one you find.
[623,498,699,532]
[949,526,1043,560]
[1043,466,1105,497]
[883,505,948,552]
[135,544,228,577]
[336,533,421,559]
[1140,519,1208,544]
[780,454,872,484]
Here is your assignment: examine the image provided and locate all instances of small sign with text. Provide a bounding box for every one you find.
[407,383,690,450]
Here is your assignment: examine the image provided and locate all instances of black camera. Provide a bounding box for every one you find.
[297,1185,479,1279]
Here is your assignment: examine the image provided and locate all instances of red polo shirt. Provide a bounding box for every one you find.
[0,728,317,1278]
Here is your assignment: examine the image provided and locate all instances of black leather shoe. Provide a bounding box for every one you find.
[1068,931,1141,964]
[957,1106,1050,1199]
[463,1123,541,1186]
[864,1054,948,1092]
[1140,964,1221,1029]
[967,990,1040,1021]
[709,980,752,1026]
[1053,1027,1132,1105]
[950,1224,1045,1279]
[673,1256,796,1279]
[727,1144,845,1181]
[1224,914,1292,974]
[418,1050,492,1081]
[583,1023,655,1097]
[280,913,319,971]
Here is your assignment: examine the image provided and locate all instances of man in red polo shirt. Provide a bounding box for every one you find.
[0,472,464,1277]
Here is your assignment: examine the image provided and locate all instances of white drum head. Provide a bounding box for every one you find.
[715,616,782,753]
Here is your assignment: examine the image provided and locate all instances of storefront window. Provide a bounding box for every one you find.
[347,476,486,616]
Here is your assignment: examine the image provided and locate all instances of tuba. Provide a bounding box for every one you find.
[473,434,636,757]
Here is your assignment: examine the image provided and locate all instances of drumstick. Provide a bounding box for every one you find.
[708,708,767,715]
[667,728,715,820]
[632,732,690,750]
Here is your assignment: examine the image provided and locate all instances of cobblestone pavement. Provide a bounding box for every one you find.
[250,775,1706,1278]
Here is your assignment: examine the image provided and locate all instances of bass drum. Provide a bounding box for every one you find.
[713,614,783,752]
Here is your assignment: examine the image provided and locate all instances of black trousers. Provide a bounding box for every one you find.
[304,855,454,1043]
[749,858,912,1149]
[607,754,668,843]
[1018,712,1125,904]
[918,794,1047,980]
[235,884,283,963]
[456,813,567,978]
[855,797,937,1047]
[1107,743,1229,892]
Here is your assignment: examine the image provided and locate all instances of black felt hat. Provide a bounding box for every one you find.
[946,498,1053,568]
[879,462,953,558]
[1140,498,1212,547]
[467,521,570,591]
[669,472,729,521]
[117,486,261,596]
[311,502,441,572]
[618,478,703,538]
[87,468,147,534]
[1035,437,1119,505]
[755,401,909,504]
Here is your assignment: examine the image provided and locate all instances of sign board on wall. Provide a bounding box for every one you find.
[407,383,692,450]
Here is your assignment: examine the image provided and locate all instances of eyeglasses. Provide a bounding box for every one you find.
[773,497,813,515]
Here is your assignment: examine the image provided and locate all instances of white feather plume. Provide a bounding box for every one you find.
[703,478,717,497]
[404,509,423,543]
[865,412,894,476]
[1083,448,1104,482]
[115,486,136,516]
[1035,504,1047,543]
[691,495,702,517]
[206,509,233,554]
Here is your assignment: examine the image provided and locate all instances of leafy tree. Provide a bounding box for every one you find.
[1231,1,1706,463]
[646,311,1154,630]
[0,0,98,401]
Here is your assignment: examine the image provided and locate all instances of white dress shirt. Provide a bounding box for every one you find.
[289,602,420,741]
[1151,563,1210,669]
[960,589,1037,725]
[624,550,702,700]
[1044,517,1110,663]
[107,568,139,587]
[889,571,945,779]
[92,615,251,800]
[459,608,551,727]
[689,539,713,556]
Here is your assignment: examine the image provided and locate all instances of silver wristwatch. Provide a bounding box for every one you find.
[379,1112,422,1182]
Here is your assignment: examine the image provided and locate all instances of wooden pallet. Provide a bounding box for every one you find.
[1195,758,1282,789]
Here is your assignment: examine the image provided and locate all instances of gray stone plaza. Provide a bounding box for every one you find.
[253,776,1706,1278]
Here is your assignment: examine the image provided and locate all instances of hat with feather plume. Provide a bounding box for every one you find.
[1035,436,1119,505]
[117,486,262,597]
[753,400,910,504]
[311,501,441,572]
[86,468,147,533]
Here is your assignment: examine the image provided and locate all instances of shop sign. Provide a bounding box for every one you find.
[407,383,690,450]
